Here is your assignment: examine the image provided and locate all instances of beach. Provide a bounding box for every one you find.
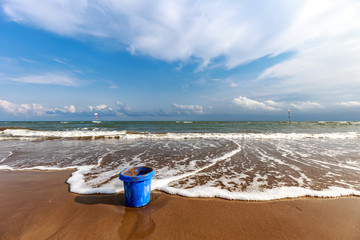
[2,0,360,238]
[1,121,360,239]
[1,170,360,240]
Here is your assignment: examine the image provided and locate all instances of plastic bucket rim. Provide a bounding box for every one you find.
[119,166,155,182]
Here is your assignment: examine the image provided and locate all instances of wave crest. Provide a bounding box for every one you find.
[1,128,359,140]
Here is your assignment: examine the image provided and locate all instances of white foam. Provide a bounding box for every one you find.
[1,128,360,140]
[64,140,242,195]
[310,158,360,171]
[124,132,360,140]
[66,165,123,194]
[0,165,13,170]
[1,129,127,139]
[158,185,360,200]
[0,151,13,163]
[152,141,241,190]
[0,164,79,171]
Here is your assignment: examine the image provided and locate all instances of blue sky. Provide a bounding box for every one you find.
[1,0,360,121]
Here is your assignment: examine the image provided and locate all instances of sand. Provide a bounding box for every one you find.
[0,170,360,240]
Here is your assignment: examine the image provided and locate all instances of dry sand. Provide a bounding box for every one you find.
[0,170,360,240]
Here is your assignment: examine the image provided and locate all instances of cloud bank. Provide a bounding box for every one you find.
[2,0,360,118]
[0,99,117,117]
[0,99,44,116]
[5,0,295,68]
[0,99,206,119]
[3,0,358,70]
[1,98,359,120]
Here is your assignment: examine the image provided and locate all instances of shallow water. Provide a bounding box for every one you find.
[1,121,360,200]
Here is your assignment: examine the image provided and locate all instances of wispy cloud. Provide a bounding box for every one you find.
[232,96,281,111]
[52,57,77,68]
[255,1,360,100]
[338,101,360,107]
[18,57,36,64]
[4,0,358,71]
[290,102,323,111]
[232,96,324,112]
[105,81,118,89]
[2,0,360,118]
[256,39,360,99]
[8,73,80,86]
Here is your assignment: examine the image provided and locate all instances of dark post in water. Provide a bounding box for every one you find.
[288,109,291,123]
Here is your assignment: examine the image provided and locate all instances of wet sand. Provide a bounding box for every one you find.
[0,170,359,240]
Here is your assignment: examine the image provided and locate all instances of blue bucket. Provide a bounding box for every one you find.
[119,166,155,207]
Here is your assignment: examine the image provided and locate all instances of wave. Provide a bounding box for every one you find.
[1,132,359,200]
[0,127,34,131]
[1,128,360,140]
[0,129,127,140]
[158,185,360,201]
[0,164,79,171]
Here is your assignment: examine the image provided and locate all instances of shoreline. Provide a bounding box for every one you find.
[1,168,359,202]
[1,170,360,239]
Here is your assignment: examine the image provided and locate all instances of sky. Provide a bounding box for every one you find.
[0,0,360,121]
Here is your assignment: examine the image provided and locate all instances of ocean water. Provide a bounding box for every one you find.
[1,121,360,200]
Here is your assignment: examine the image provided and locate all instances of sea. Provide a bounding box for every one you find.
[1,121,360,201]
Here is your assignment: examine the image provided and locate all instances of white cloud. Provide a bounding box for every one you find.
[88,104,112,112]
[0,99,126,118]
[0,99,45,115]
[2,0,360,105]
[338,101,360,107]
[290,102,323,111]
[232,96,282,111]
[4,0,358,70]
[172,103,203,114]
[0,100,82,116]
[8,73,79,86]
[63,105,76,113]
[232,96,325,112]
[256,38,360,98]
[255,1,360,100]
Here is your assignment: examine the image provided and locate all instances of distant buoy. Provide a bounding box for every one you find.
[94,113,99,124]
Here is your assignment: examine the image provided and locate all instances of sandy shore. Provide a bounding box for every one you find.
[0,170,359,240]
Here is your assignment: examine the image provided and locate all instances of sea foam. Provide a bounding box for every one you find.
[158,185,360,200]
[1,128,360,140]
